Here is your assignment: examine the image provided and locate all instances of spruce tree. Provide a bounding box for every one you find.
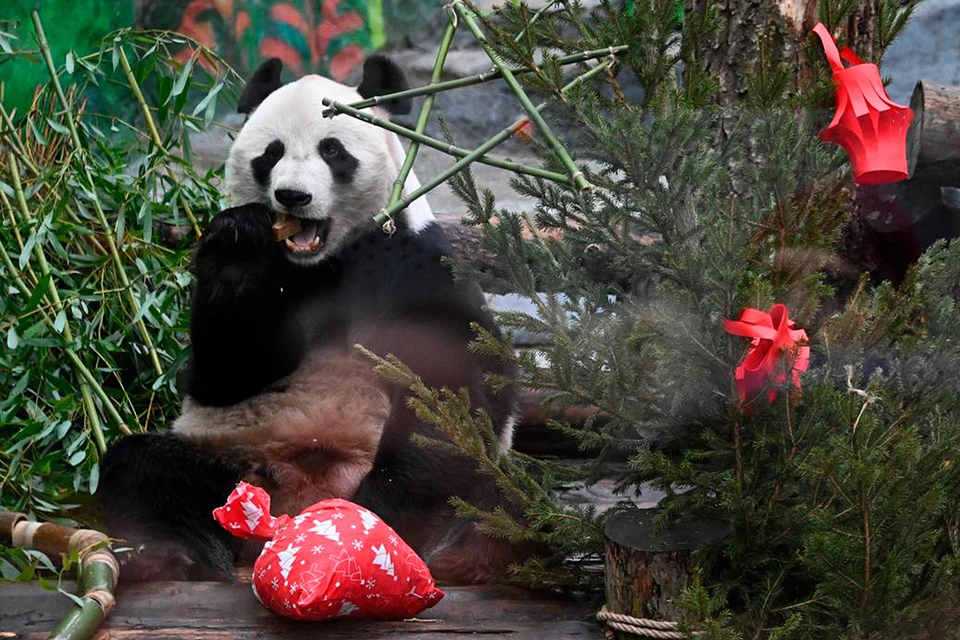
[370,1,960,637]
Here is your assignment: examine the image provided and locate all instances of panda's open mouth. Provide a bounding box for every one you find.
[284,218,331,254]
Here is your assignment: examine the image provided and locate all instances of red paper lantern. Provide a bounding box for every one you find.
[724,304,810,405]
[213,482,444,621]
[812,23,914,185]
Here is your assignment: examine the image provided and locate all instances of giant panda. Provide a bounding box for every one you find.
[99,56,526,585]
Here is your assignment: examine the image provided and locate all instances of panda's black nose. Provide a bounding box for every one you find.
[275,189,312,208]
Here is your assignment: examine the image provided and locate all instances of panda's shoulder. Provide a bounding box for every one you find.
[338,222,478,312]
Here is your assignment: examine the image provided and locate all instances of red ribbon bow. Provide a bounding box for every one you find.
[724,304,810,405]
[812,23,914,185]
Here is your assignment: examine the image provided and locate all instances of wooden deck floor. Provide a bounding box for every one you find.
[1,580,602,639]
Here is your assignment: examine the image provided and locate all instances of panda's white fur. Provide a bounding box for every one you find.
[225,74,434,266]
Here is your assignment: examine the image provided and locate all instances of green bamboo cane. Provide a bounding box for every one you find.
[337,46,628,113]
[7,153,108,454]
[0,511,118,640]
[388,10,458,210]
[0,237,132,435]
[31,12,164,378]
[371,58,615,226]
[323,97,570,183]
[117,47,202,240]
[455,1,590,191]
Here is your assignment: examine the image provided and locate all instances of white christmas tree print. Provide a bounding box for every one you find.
[241,497,263,531]
[298,563,328,595]
[359,509,379,533]
[371,544,395,577]
[308,519,340,544]
[337,601,358,617]
[276,543,301,580]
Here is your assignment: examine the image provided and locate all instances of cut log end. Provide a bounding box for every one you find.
[603,509,731,626]
[907,80,960,186]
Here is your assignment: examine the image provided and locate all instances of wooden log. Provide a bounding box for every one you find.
[907,81,960,186]
[0,581,602,639]
[603,508,731,634]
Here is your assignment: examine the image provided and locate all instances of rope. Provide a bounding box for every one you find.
[596,605,695,639]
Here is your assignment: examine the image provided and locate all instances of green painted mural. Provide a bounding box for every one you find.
[135,0,383,81]
[1,0,439,113]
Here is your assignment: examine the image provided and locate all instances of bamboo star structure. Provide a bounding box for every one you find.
[320,1,628,229]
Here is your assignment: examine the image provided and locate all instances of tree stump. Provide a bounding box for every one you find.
[907,80,960,186]
[604,508,731,633]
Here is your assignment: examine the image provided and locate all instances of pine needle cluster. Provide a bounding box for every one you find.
[410,1,959,637]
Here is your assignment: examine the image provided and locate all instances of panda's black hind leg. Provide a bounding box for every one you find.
[99,433,245,582]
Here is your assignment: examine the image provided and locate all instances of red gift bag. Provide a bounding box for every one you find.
[214,482,444,621]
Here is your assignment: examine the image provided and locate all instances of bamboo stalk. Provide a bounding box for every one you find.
[117,47,202,240]
[455,1,591,191]
[323,98,570,183]
[388,11,457,209]
[337,46,629,113]
[0,97,40,176]
[31,12,164,378]
[372,58,615,225]
[1,512,118,640]
[0,235,131,436]
[7,153,108,454]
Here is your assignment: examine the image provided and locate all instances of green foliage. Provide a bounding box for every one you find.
[411,1,960,638]
[0,22,236,541]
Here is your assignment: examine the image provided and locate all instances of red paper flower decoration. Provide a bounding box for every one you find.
[724,304,810,405]
[812,23,914,185]
[213,482,444,621]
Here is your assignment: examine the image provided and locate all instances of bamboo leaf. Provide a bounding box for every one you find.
[170,58,194,102]
[7,326,19,350]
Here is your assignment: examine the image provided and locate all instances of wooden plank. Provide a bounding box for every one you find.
[0,582,602,639]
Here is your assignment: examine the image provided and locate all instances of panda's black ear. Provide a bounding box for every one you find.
[357,55,412,115]
[238,58,284,115]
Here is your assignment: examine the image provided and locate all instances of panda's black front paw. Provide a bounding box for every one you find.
[195,204,280,296]
[200,203,275,254]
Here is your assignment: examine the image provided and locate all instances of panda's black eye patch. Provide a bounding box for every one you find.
[317,137,358,184]
[251,140,285,187]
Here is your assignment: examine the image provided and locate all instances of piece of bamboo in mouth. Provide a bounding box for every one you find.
[272,213,302,242]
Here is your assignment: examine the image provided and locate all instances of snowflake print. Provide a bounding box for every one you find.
[271,577,279,590]
[295,533,307,543]
[331,513,345,520]
[389,535,398,546]
[352,540,364,551]
[312,545,324,554]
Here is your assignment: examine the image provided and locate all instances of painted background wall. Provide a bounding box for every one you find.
[0,0,440,113]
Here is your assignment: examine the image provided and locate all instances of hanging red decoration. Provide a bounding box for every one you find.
[812,23,914,185]
[724,304,810,405]
[214,482,444,621]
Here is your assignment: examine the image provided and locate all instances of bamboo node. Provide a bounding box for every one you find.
[86,588,117,615]
[69,529,110,554]
[12,521,41,549]
[84,550,121,583]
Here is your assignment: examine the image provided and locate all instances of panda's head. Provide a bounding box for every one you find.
[225,56,432,266]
